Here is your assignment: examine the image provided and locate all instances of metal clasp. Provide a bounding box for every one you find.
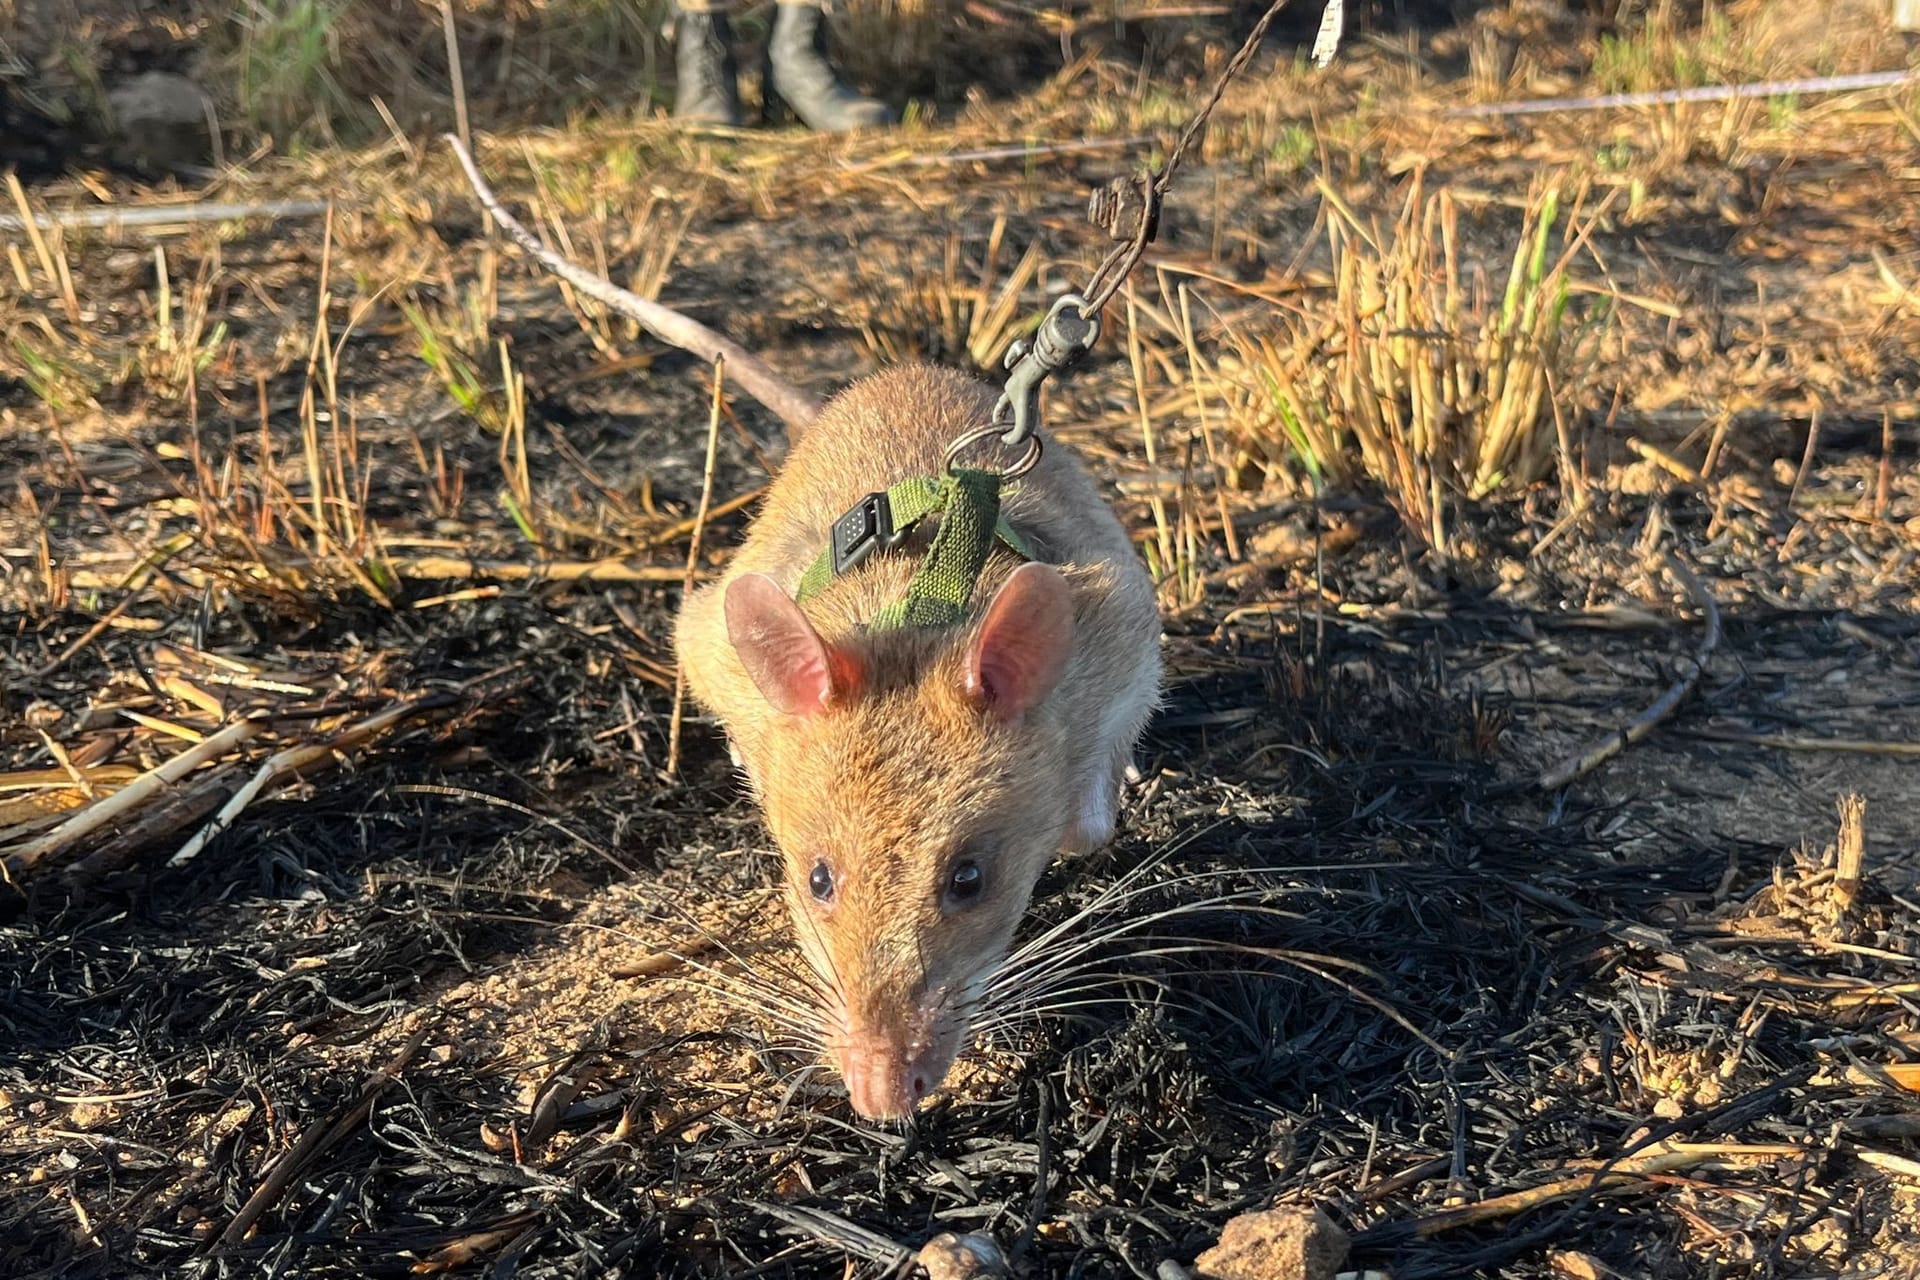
[991,293,1101,450]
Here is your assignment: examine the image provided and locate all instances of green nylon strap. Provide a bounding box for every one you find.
[793,470,1032,631]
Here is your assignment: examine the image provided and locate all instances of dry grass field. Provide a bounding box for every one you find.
[4,0,1920,1276]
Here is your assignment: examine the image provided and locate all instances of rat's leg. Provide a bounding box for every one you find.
[1062,768,1114,853]
[1062,740,1134,853]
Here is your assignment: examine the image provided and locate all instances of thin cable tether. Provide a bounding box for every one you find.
[1081,0,1297,315]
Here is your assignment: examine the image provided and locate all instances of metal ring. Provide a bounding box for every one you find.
[944,424,1042,479]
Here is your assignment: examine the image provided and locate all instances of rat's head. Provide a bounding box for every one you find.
[722,563,1076,1120]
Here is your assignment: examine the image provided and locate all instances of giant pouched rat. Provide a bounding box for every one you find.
[450,139,1161,1119]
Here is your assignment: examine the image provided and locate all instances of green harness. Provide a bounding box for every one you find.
[794,468,1032,631]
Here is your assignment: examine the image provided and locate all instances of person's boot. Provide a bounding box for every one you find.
[671,0,743,126]
[765,0,895,131]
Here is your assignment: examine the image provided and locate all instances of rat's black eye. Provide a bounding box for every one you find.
[946,859,984,906]
[808,861,835,902]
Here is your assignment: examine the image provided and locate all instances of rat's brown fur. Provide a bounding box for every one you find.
[676,362,1160,1118]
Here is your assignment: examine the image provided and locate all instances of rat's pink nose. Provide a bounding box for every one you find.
[838,1040,937,1120]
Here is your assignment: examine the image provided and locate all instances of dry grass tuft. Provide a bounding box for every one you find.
[1215,173,1611,549]
[1,226,231,415]
[137,246,232,406]
[854,216,1047,369]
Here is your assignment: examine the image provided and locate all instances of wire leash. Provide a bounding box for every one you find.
[983,0,1298,461]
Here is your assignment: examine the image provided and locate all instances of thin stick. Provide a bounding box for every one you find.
[218,1025,433,1247]
[0,198,331,233]
[1444,69,1911,118]
[33,584,145,680]
[63,555,698,592]
[440,0,470,153]
[1536,552,1721,791]
[1127,297,1174,587]
[1788,409,1821,510]
[302,205,337,548]
[32,532,193,679]
[1397,1142,1805,1238]
[857,135,1152,170]
[3,720,264,877]
[168,697,442,867]
[443,135,820,437]
[1876,410,1894,522]
[644,485,766,547]
[1681,731,1920,758]
[1626,436,1701,484]
[667,358,726,778]
[384,555,697,583]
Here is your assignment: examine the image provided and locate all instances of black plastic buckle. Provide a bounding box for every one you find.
[831,491,903,575]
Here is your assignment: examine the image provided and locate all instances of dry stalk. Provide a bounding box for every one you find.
[1831,793,1865,915]
[667,357,727,778]
[32,533,194,679]
[2,720,265,878]
[1680,732,1920,757]
[6,171,80,323]
[1128,297,1179,600]
[1536,552,1721,791]
[61,555,696,593]
[445,135,820,437]
[1175,282,1240,562]
[440,0,470,152]
[1400,1141,1807,1238]
[218,1025,434,1247]
[168,695,446,867]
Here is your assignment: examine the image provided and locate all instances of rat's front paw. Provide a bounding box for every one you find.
[1062,770,1118,853]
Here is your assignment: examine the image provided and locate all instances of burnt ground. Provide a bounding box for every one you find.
[5,3,1920,1277]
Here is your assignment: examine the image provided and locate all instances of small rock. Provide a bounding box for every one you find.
[916,1231,1009,1280]
[1192,1206,1349,1280]
[107,71,211,174]
[1550,1250,1611,1280]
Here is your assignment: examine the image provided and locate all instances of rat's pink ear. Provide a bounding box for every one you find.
[966,563,1074,722]
[725,573,859,715]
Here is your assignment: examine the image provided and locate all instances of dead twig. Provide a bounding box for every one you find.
[1392,1141,1806,1238]
[443,135,820,437]
[217,1025,434,1248]
[1681,731,1920,757]
[667,357,725,778]
[3,720,266,878]
[1537,552,1721,791]
[168,694,450,867]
